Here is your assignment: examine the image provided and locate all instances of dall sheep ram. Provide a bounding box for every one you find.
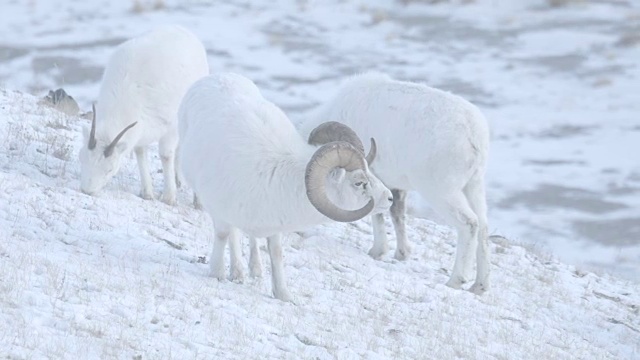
[178,73,394,301]
[79,25,209,204]
[300,72,491,294]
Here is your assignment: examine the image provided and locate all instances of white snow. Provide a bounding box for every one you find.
[1,87,638,359]
[1,0,639,358]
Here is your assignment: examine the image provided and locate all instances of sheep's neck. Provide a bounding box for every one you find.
[254,146,326,231]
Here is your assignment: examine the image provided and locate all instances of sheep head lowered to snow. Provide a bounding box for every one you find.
[177,73,393,301]
[79,25,209,204]
[300,72,491,294]
[79,104,138,194]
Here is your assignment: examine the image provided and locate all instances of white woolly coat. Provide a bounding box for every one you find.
[95,25,209,147]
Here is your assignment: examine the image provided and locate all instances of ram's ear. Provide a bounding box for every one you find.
[104,121,137,157]
[328,168,346,183]
[104,141,128,157]
[115,141,128,154]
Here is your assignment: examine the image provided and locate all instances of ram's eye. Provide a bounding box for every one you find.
[355,181,366,188]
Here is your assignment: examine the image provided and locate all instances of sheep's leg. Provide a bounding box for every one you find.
[134,146,154,200]
[174,150,182,189]
[267,234,292,302]
[368,213,389,259]
[391,189,410,261]
[159,136,178,205]
[464,174,490,295]
[228,229,245,283]
[249,237,263,278]
[430,191,478,289]
[210,222,231,280]
[193,193,203,210]
[178,143,202,209]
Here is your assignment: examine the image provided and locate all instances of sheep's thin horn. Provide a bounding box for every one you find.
[88,103,97,150]
[305,141,373,222]
[308,121,365,154]
[104,122,137,157]
[365,138,377,165]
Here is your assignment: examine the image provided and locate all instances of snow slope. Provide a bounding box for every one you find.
[0,89,638,359]
[1,0,639,358]
[1,0,639,280]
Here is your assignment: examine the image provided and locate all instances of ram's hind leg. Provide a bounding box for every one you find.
[464,173,490,294]
[193,193,203,210]
[429,191,478,289]
[267,234,292,302]
[174,149,183,189]
[391,189,410,260]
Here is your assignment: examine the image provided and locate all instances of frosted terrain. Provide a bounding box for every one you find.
[0,0,639,358]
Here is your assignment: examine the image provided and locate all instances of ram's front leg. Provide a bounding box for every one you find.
[368,213,389,259]
[159,136,178,205]
[249,237,263,278]
[267,233,292,302]
[135,146,155,200]
[391,189,410,260]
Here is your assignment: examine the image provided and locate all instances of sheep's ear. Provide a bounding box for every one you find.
[104,141,128,157]
[328,168,346,183]
[114,141,128,155]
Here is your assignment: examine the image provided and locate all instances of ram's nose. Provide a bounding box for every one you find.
[375,189,394,213]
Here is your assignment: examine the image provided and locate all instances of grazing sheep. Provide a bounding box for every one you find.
[300,72,491,294]
[79,25,209,204]
[178,73,393,301]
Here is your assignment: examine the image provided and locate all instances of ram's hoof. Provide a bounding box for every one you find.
[445,276,465,290]
[228,268,245,284]
[469,282,488,295]
[140,191,155,200]
[394,247,411,261]
[273,289,294,303]
[161,193,176,205]
[368,246,388,259]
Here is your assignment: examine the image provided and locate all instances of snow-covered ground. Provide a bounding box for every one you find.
[0,0,639,358]
[1,87,638,359]
[1,0,639,281]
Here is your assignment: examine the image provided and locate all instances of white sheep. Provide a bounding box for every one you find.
[300,72,491,294]
[79,25,209,204]
[178,73,394,301]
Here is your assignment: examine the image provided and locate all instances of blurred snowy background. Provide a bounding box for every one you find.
[1,0,639,280]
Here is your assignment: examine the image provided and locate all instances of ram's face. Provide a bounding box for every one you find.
[326,167,393,215]
[78,104,137,196]
[305,122,392,222]
[78,131,125,195]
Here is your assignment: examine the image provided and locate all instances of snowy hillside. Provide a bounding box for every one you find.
[1,0,639,280]
[1,90,638,359]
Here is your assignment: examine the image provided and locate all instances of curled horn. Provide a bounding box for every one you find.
[308,121,376,165]
[365,138,377,165]
[308,121,364,153]
[104,122,137,157]
[88,103,97,150]
[304,141,374,222]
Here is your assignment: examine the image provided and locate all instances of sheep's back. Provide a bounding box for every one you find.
[178,74,312,233]
[308,73,490,191]
[96,25,209,145]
